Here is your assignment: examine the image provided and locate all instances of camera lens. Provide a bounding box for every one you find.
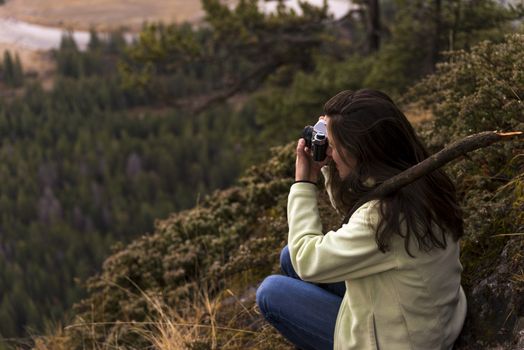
[312,133,327,161]
[302,125,314,148]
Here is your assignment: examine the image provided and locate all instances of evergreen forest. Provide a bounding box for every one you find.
[0,0,522,349]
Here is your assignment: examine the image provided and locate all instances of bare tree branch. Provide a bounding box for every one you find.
[343,130,523,222]
[174,60,281,114]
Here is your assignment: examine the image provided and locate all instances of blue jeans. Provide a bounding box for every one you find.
[256,246,346,350]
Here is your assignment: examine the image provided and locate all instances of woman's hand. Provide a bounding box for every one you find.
[295,138,328,183]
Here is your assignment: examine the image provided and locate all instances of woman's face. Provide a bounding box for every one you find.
[325,117,356,179]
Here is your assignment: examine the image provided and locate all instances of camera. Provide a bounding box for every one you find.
[302,119,328,162]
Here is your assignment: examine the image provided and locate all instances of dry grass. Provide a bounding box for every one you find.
[32,324,69,350]
[0,0,205,32]
[30,278,290,350]
[404,107,434,125]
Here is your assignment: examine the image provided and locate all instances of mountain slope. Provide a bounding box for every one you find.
[40,33,524,350]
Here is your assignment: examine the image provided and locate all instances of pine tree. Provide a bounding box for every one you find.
[12,53,24,87]
[88,28,101,51]
[56,34,83,78]
[121,0,331,113]
[2,51,14,86]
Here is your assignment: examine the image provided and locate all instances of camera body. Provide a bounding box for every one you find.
[302,120,328,162]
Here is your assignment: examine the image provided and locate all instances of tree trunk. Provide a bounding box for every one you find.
[432,0,442,67]
[366,0,381,52]
[449,0,462,51]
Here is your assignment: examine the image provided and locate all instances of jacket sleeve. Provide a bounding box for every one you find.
[287,182,398,283]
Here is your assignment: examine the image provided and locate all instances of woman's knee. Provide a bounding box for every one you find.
[256,275,286,316]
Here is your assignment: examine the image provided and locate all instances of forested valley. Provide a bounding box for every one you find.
[0,0,522,349]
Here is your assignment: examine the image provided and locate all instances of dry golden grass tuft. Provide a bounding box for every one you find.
[127,284,290,350]
[31,280,291,350]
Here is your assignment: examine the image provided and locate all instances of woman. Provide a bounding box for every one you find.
[256,89,467,350]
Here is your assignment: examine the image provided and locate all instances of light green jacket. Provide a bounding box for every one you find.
[287,183,467,350]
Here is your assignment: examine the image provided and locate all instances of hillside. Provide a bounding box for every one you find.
[37,34,524,350]
[0,0,522,348]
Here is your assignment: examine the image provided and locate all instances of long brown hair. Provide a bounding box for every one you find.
[324,89,463,256]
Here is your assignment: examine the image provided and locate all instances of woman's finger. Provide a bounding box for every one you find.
[296,138,307,156]
[295,138,312,181]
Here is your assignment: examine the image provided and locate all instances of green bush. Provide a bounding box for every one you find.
[407,33,523,349]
